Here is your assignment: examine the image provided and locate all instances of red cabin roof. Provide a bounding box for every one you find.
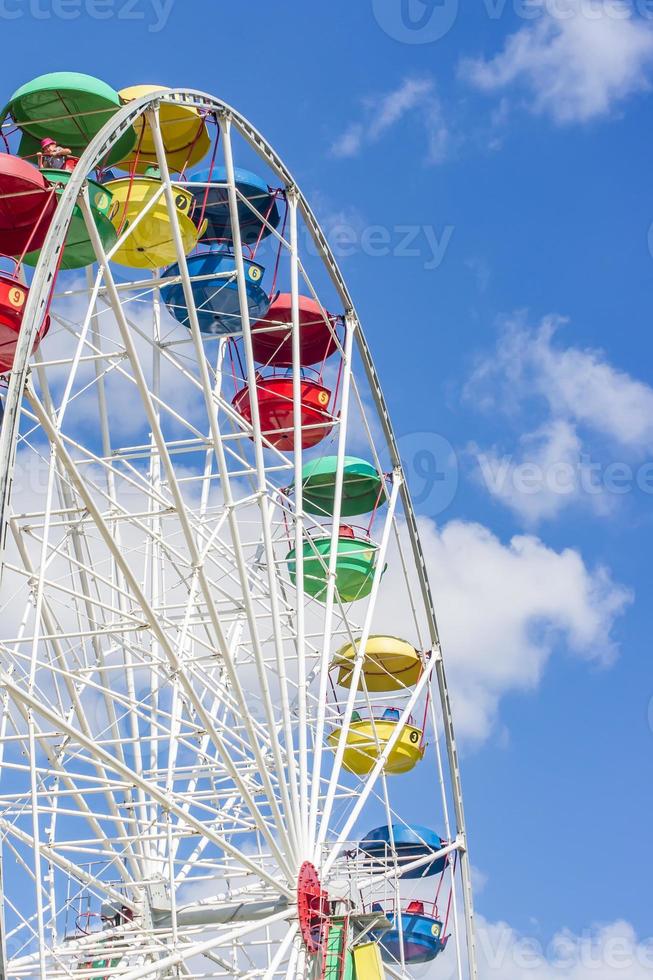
[251,294,338,368]
[0,153,56,256]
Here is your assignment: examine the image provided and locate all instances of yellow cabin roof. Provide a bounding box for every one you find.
[117,85,210,175]
[334,635,423,692]
[105,176,204,269]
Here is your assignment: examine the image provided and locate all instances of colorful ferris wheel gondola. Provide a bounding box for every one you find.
[251,293,339,367]
[231,367,336,451]
[373,900,448,964]
[22,168,117,270]
[287,523,382,604]
[333,636,424,691]
[104,169,204,269]
[360,824,448,879]
[188,166,281,246]
[0,266,50,374]
[328,704,424,776]
[115,84,210,175]
[2,71,136,167]
[297,455,387,518]
[161,246,270,334]
[0,153,57,256]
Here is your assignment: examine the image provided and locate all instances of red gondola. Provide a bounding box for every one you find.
[0,271,50,373]
[251,294,338,368]
[0,153,56,256]
[232,371,336,451]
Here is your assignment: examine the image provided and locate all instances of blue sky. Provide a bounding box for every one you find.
[1,0,652,974]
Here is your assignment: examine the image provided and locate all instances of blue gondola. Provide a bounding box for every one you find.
[161,247,270,336]
[187,167,281,245]
[372,902,448,965]
[360,824,447,879]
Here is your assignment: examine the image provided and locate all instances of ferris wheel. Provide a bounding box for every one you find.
[0,75,478,980]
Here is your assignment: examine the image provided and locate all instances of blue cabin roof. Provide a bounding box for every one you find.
[190,166,269,195]
[360,824,447,879]
[186,167,281,246]
[161,247,270,336]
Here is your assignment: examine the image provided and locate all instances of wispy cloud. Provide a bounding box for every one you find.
[465,313,653,523]
[460,0,653,124]
[330,76,450,164]
[468,314,653,451]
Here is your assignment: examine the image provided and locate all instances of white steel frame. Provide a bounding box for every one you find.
[0,89,477,980]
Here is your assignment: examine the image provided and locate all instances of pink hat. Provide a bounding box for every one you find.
[40,137,56,149]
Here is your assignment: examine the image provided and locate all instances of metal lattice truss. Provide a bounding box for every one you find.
[0,91,477,980]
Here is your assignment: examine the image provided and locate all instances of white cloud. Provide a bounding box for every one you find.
[474,419,616,523]
[330,77,450,164]
[367,78,435,138]
[460,0,653,124]
[524,320,653,451]
[465,314,653,522]
[378,516,630,742]
[330,123,365,159]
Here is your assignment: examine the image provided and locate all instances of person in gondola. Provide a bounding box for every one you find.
[37,137,73,171]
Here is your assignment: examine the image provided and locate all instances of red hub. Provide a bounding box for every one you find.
[297,861,330,955]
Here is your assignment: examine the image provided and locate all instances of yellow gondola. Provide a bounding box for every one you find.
[116,85,210,175]
[328,711,424,776]
[105,175,205,269]
[334,635,423,692]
